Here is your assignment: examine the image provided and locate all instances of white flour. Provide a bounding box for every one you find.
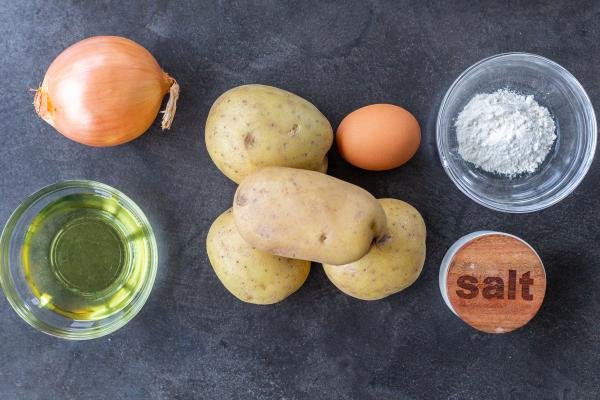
[455,89,556,176]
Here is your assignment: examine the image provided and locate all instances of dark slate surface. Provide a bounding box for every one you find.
[1,1,599,399]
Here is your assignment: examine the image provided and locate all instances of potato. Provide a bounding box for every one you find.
[233,167,387,265]
[323,199,426,300]
[206,208,310,304]
[205,84,333,183]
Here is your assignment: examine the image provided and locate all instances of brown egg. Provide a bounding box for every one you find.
[336,104,421,171]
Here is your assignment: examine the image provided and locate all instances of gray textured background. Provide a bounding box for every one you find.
[1,1,599,399]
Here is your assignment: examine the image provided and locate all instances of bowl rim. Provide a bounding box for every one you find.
[436,52,597,213]
[0,179,158,340]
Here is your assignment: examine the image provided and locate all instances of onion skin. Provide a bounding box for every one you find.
[34,36,179,147]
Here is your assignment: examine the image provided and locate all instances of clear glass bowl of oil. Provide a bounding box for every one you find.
[0,180,157,339]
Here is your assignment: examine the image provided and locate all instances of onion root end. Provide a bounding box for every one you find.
[33,87,54,124]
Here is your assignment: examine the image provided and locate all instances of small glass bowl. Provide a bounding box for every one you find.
[0,180,157,340]
[437,52,597,213]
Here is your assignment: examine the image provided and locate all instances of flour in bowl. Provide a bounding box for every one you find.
[455,89,556,177]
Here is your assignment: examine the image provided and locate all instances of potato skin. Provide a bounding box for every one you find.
[233,167,387,265]
[205,84,333,183]
[206,208,310,305]
[323,199,426,300]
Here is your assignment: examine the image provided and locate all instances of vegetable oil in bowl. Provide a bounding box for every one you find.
[22,192,153,321]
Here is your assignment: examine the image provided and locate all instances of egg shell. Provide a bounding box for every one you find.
[336,104,421,171]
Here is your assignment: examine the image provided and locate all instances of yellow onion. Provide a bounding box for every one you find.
[34,36,179,147]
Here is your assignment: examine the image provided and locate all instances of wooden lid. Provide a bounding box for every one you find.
[445,233,546,333]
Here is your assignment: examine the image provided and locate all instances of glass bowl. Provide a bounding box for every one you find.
[437,52,596,213]
[0,180,157,340]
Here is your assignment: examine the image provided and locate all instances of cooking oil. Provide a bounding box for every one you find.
[22,192,153,320]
